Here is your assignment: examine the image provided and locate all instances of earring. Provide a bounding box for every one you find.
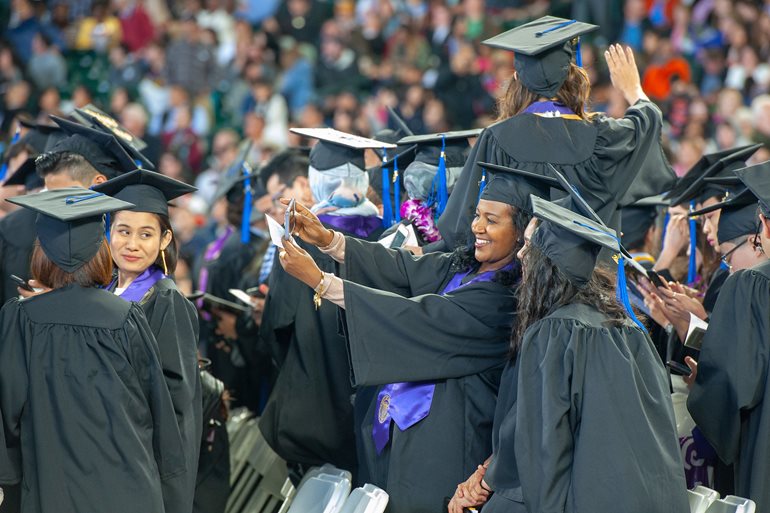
[161,248,168,275]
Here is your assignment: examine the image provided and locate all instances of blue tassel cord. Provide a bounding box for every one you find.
[393,155,401,222]
[687,202,697,284]
[381,150,393,228]
[0,126,21,182]
[436,135,448,216]
[241,162,253,243]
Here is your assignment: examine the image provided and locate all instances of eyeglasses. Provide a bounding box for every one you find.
[720,239,748,270]
[753,220,764,252]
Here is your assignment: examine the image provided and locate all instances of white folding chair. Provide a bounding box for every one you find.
[338,484,389,513]
[287,468,351,513]
[705,496,756,513]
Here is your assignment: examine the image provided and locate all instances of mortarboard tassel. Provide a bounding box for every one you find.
[436,135,448,216]
[381,149,393,228]
[535,19,578,37]
[240,162,252,243]
[575,220,647,332]
[615,253,648,333]
[393,154,401,223]
[575,37,583,67]
[134,159,143,170]
[661,210,670,246]
[477,167,488,202]
[0,126,21,182]
[687,201,697,284]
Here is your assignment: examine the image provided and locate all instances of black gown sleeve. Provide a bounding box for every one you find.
[342,237,453,296]
[342,279,514,385]
[687,268,770,464]
[513,317,576,513]
[0,300,26,484]
[124,304,187,481]
[594,100,676,206]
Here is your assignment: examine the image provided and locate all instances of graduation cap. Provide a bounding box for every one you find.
[477,162,560,212]
[370,127,418,228]
[91,169,197,217]
[47,116,138,179]
[482,16,598,97]
[3,124,65,190]
[620,194,669,250]
[75,106,155,170]
[290,127,396,172]
[530,194,647,330]
[667,144,762,207]
[734,159,770,217]
[211,142,265,243]
[6,187,134,272]
[397,129,482,217]
[689,188,759,243]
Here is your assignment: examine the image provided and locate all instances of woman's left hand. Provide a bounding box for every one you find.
[279,238,324,288]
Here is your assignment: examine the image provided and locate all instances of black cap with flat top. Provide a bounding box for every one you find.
[734,160,770,217]
[75,106,155,170]
[482,16,598,97]
[398,129,482,168]
[92,169,197,217]
[477,161,561,212]
[6,187,134,272]
[46,116,138,179]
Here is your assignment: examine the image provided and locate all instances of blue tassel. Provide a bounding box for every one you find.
[134,159,143,169]
[477,168,487,202]
[241,162,252,243]
[576,37,583,67]
[535,19,577,37]
[381,150,393,228]
[393,155,401,222]
[0,126,21,182]
[661,211,670,246]
[687,201,697,284]
[616,255,647,333]
[105,212,111,242]
[436,135,448,216]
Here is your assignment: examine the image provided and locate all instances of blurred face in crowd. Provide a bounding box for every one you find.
[111,211,172,278]
[472,199,517,270]
[211,132,239,170]
[698,197,722,252]
[516,217,538,273]
[265,173,314,218]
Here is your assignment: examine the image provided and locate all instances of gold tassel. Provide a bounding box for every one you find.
[161,248,168,275]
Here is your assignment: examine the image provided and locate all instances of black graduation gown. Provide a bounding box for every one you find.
[200,230,267,412]
[0,208,37,305]
[687,260,770,510]
[0,285,186,513]
[429,100,674,251]
[258,225,382,475]
[138,278,203,513]
[484,303,689,513]
[338,238,517,513]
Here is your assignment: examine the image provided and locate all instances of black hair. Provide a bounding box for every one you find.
[35,151,100,184]
[512,243,629,359]
[448,205,531,287]
[262,150,310,189]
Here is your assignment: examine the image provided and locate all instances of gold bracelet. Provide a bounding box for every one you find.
[313,273,326,310]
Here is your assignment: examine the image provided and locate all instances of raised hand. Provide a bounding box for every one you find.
[280,198,334,247]
[279,237,324,288]
[605,44,648,105]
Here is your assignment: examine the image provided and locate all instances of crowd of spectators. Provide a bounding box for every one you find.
[2,0,770,233]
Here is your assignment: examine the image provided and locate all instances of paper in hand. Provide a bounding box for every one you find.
[267,215,287,248]
[684,313,708,351]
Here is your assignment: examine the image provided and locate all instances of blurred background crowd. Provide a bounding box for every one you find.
[3,0,770,284]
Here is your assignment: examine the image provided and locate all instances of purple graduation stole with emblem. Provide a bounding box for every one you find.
[371,264,511,454]
[109,265,166,302]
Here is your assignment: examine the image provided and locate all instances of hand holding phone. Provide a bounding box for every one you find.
[666,360,691,376]
[10,274,34,292]
[284,198,296,241]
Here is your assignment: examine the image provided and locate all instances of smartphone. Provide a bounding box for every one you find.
[648,271,669,289]
[10,274,34,292]
[245,286,266,299]
[284,198,296,240]
[666,360,691,376]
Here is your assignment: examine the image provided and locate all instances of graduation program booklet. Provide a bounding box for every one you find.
[684,313,708,351]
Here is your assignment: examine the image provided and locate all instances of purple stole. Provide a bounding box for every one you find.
[371,264,511,454]
[196,225,234,318]
[110,266,166,302]
[317,214,382,239]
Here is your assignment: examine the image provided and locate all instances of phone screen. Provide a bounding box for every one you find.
[284,199,296,240]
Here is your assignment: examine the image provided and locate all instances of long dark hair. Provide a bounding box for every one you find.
[512,243,629,358]
[153,214,179,275]
[449,206,531,287]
